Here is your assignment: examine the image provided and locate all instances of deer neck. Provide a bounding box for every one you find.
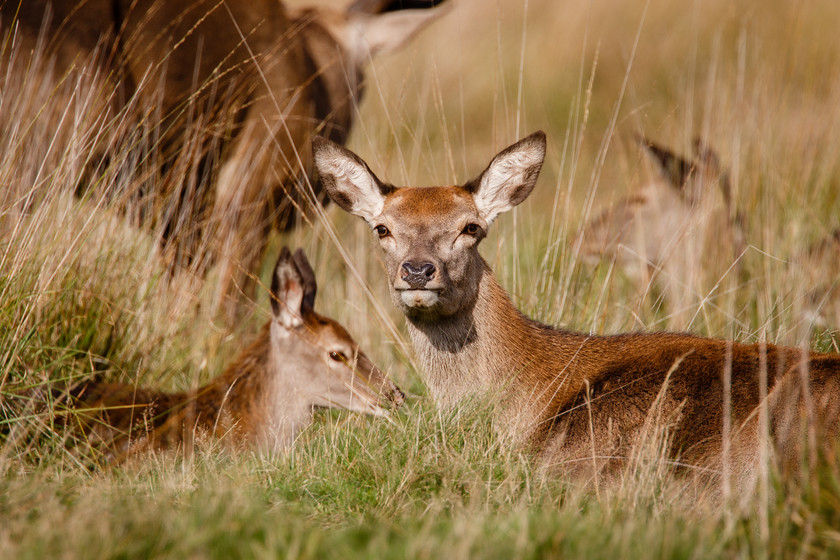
[213,326,314,453]
[404,261,590,440]
[264,332,319,451]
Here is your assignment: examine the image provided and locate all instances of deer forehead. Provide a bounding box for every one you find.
[302,313,350,344]
[383,186,478,228]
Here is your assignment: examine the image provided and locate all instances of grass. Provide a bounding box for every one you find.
[3,0,840,557]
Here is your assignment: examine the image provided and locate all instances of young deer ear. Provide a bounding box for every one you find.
[292,248,317,312]
[271,247,305,329]
[313,136,393,223]
[465,131,546,224]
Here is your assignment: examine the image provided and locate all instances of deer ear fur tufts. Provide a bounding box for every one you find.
[465,131,546,225]
[271,247,305,329]
[313,136,393,223]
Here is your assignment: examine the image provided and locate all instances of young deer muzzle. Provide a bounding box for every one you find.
[43,247,402,463]
[314,132,840,493]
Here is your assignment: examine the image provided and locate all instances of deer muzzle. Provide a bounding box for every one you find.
[400,261,436,289]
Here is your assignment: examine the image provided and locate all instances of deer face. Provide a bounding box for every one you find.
[313,132,546,321]
[270,248,404,415]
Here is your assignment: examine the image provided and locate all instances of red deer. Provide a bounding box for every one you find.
[313,131,840,494]
[38,247,403,462]
[2,0,449,314]
[573,137,745,328]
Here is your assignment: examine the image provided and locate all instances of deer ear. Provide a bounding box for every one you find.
[464,132,546,224]
[292,248,317,312]
[313,136,393,223]
[346,1,449,59]
[637,135,693,190]
[271,247,305,329]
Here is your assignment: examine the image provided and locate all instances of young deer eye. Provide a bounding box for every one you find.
[329,351,347,362]
[374,225,390,238]
[462,223,480,236]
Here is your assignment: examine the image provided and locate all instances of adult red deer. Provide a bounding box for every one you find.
[29,247,403,463]
[313,131,840,495]
[2,0,449,314]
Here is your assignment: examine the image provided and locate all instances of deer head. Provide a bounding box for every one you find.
[269,247,404,414]
[313,132,546,322]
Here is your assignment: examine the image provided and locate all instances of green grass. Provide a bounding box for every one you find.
[3,0,840,557]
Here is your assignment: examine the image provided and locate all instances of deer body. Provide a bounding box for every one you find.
[314,132,840,487]
[797,230,840,327]
[62,248,403,461]
[3,0,448,312]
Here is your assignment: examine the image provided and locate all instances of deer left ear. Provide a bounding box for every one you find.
[465,131,546,224]
[271,247,305,329]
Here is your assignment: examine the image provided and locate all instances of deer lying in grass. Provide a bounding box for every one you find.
[49,247,403,462]
[573,137,745,328]
[4,0,449,314]
[313,132,840,491]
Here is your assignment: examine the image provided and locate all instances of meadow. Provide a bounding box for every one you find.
[3,0,840,557]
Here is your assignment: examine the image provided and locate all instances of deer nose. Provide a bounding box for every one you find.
[401,261,436,289]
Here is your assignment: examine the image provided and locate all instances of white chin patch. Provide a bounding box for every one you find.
[400,290,440,308]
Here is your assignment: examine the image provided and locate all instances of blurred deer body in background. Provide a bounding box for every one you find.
[796,230,840,327]
[573,138,745,328]
[314,132,840,494]
[46,248,403,462]
[2,0,449,314]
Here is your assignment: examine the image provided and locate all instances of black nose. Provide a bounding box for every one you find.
[401,261,436,289]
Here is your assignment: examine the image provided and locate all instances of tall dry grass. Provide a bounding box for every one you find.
[1,0,840,556]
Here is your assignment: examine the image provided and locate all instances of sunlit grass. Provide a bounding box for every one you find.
[2,0,840,557]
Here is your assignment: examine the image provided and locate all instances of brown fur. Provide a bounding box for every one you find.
[49,247,403,463]
[2,0,449,314]
[314,132,840,491]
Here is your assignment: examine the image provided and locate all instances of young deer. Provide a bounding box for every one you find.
[573,137,745,328]
[52,247,403,462]
[313,132,840,490]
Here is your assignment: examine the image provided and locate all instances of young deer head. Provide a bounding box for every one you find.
[313,132,546,323]
[267,247,404,422]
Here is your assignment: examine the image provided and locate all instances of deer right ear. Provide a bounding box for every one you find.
[271,247,305,329]
[313,137,393,223]
[465,131,546,225]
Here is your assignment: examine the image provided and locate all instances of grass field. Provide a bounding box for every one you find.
[3,0,840,557]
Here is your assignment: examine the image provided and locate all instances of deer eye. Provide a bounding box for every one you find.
[329,351,347,362]
[374,225,390,238]
[462,223,480,236]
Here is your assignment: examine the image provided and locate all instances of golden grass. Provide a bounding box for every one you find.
[1,0,840,556]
